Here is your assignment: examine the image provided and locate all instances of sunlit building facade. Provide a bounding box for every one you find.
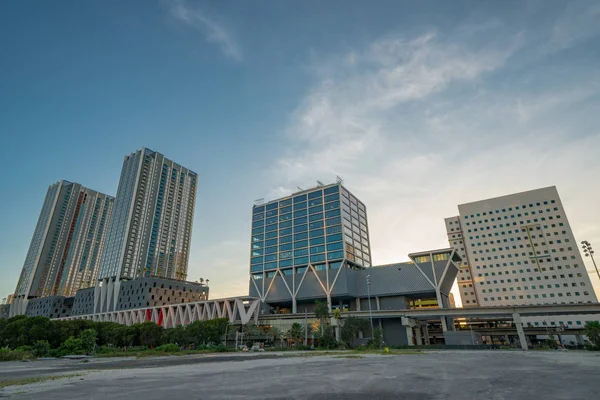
[446,186,598,328]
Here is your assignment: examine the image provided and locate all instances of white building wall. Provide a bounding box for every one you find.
[447,186,599,329]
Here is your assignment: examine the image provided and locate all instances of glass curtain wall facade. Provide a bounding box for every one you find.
[98,148,197,282]
[13,181,114,300]
[250,184,371,280]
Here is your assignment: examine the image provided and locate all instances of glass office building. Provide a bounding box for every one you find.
[249,183,371,280]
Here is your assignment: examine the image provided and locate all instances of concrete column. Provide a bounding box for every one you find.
[512,312,529,351]
[575,334,584,346]
[406,326,415,346]
[415,327,423,345]
[441,318,448,332]
[356,298,361,311]
[292,299,297,314]
[375,296,381,311]
[423,323,430,345]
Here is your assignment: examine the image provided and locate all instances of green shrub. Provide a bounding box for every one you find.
[79,329,97,354]
[584,321,600,349]
[57,337,85,356]
[213,344,233,352]
[0,347,33,361]
[32,340,50,357]
[155,344,180,352]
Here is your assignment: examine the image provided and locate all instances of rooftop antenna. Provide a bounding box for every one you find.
[254,198,264,206]
[317,180,324,187]
[297,186,304,192]
[336,175,343,185]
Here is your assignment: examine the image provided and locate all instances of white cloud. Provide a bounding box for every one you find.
[549,1,600,52]
[169,0,242,61]
[270,25,600,299]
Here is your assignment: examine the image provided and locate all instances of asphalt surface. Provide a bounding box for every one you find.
[1,350,599,399]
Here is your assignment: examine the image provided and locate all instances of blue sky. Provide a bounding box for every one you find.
[1,0,599,301]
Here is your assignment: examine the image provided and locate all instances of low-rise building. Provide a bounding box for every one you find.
[115,277,208,311]
[25,296,73,319]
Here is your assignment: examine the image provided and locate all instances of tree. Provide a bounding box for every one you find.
[164,326,189,348]
[268,326,281,345]
[287,323,304,345]
[32,340,50,357]
[186,320,207,346]
[203,318,231,345]
[138,322,164,348]
[341,317,370,348]
[313,300,337,348]
[371,328,384,349]
[314,300,330,322]
[115,324,139,347]
[184,318,230,347]
[584,321,600,348]
[58,336,84,356]
[1,316,56,349]
[79,329,97,354]
[95,322,123,347]
[315,325,337,349]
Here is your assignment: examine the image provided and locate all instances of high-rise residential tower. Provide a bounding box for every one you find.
[249,182,371,312]
[445,186,598,328]
[10,181,114,316]
[96,148,197,312]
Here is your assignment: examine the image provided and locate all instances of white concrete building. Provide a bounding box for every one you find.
[446,186,599,330]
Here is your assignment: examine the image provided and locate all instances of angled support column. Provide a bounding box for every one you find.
[512,312,528,351]
[405,327,415,346]
[415,327,423,345]
[422,323,430,345]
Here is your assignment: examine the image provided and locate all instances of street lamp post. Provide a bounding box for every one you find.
[582,241,600,280]
[366,274,374,338]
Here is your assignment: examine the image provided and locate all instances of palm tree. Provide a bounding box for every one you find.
[268,327,281,346]
[242,323,260,346]
[288,322,304,345]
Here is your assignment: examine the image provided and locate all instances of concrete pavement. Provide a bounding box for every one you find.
[1,350,599,399]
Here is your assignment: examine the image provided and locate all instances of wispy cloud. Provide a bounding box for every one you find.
[269,21,600,296]
[169,0,242,61]
[548,1,600,52]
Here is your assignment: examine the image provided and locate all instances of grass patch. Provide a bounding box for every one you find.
[0,374,83,388]
[95,347,236,359]
[278,351,354,358]
[352,348,423,355]
[335,355,364,359]
[0,348,34,362]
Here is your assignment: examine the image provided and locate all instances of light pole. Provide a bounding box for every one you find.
[366,274,374,338]
[582,241,600,280]
[468,317,475,345]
